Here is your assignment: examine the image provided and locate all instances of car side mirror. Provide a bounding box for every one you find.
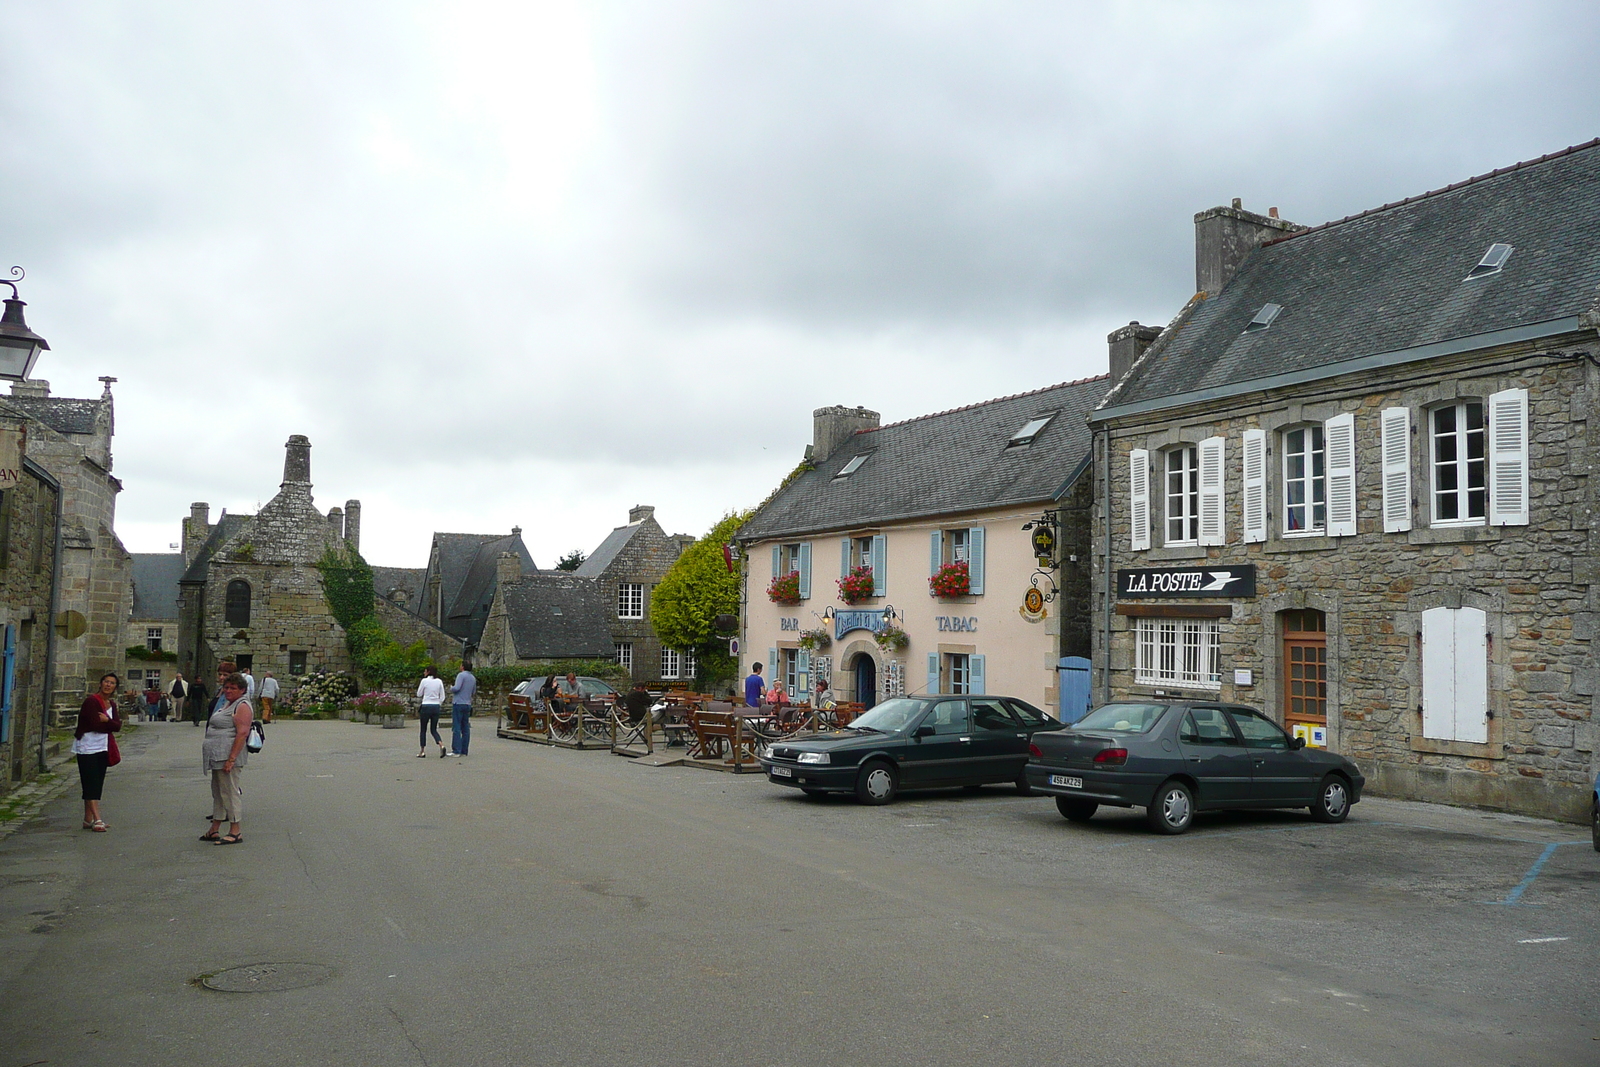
[914,725,934,739]
[1290,736,1305,750]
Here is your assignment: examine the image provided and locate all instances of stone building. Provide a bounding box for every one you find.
[1089,140,1600,821]
[416,530,536,652]
[177,435,363,683]
[4,379,130,719]
[573,506,695,681]
[0,413,61,791]
[739,385,1106,716]
[123,553,185,695]
[479,559,614,667]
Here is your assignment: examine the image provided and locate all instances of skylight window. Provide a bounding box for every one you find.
[834,454,868,478]
[1243,303,1283,333]
[1008,413,1056,447]
[1466,243,1513,279]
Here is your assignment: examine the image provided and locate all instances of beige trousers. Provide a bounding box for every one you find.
[209,766,243,823]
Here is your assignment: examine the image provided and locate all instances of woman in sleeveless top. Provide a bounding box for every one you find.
[201,673,252,845]
[73,673,122,831]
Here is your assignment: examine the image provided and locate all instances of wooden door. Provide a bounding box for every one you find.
[1281,610,1326,728]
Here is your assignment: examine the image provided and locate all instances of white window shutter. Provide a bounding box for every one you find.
[1488,388,1529,526]
[969,654,985,696]
[841,538,851,578]
[1380,407,1412,533]
[1197,436,1226,546]
[797,542,812,599]
[771,546,782,580]
[926,653,940,696]
[1454,607,1488,743]
[929,531,942,578]
[1129,448,1151,551]
[1324,413,1357,537]
[1420,608,1452,741]
[968,527,985,595]
[1241,429,1267,543]
[767,647,778,683]
[871,534,887,596]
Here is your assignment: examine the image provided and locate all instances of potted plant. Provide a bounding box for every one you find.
[837,565,875,605]
[874,626,909,652]
[929,560,971,599]
[354,691,406,728]
[767,571,802,605]
[798,628,832,652]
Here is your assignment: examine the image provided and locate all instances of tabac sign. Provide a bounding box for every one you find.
[1117,565,1256,599]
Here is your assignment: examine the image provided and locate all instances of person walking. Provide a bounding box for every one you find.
[416,666,447,758]
[185,675,209,727]
[143,681,162,722]
[744,662,766,708]
[449,661,478,757]
[201,672,252,845]
[240,665,256,702]
[73,673,122,832]
[168,672,188,723]
[258,671,279,723]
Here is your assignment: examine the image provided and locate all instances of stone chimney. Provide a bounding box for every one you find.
[343,500,361,553]
[10,379,49,398]
[327,505,344,540]
[1194,200,1299,296]
[281,434,312,487]
[1108,322,1164,384]
[812,405,881,463]
[496,551,522,584]
[628,505,655,524]
[183,502,211,565]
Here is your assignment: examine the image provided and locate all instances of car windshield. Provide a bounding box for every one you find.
[1074,702,1170,734]
[847,698,929,733]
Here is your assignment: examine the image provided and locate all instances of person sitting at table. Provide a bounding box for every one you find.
[766,680,796,724]
[620,682,653,725]
[814,679,837,711]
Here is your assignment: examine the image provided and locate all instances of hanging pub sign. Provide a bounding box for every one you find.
[1117,564,1256,599]
[833,609,890,640]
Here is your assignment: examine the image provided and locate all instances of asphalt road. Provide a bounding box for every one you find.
[1,719,1595,1067]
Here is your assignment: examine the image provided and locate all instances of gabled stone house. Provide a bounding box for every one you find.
[479,559,614,668]
[1090,140,1600,821]
[739,383,1108,715]
[573,506,695,682]
[123,552,185,695]
[416,530,536,652]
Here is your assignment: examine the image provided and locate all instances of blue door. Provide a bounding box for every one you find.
[1058,656,1090,723]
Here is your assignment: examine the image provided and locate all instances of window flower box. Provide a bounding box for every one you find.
[767,571,802,605]
[929,561,971,598]
[798,629,832,652]
[874,626,909,652]
[837,565,875,605]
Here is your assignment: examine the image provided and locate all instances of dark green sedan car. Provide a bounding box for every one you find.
[758,695,1068,804]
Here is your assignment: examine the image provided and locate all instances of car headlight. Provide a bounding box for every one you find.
[797,752,830,765]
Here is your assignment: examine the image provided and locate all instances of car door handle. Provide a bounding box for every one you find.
[959,737,971,743]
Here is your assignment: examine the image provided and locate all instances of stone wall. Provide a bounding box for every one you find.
[598,516,691,681]
[373,596,463,664]
[1093,337,1597,821]
[198,557,351,682]
[0,442,59,792]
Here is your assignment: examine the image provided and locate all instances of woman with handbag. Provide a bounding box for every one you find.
[73,673,123,832]
[200,672,253,845]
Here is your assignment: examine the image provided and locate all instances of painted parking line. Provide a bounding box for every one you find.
[1485,841,1589,907]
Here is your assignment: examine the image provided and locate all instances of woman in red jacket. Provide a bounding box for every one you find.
[73,673,122,832]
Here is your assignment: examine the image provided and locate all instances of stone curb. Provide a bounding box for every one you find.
[0,748,78,842]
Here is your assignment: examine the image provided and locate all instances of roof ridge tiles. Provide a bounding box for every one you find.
[867,374,1111,435]
[1263,137,1600,248]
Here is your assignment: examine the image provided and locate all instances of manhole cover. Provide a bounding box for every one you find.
[202,962,334,992]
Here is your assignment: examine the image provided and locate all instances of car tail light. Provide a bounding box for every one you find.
[1093,747,1128,766]
[1028,743,1043,758]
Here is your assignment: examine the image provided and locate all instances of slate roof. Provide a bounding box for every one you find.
[180,514,253,583]
[573,522,642,578]
[1,396,100,435]
[429,531,536,646]
[1102,139,1600,415]
[740,376,1110,541]
[372,566,425,606]
[130,553,185,620]
[500,573,614,660]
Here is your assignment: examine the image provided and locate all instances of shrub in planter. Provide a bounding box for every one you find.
[874,626,909,652]
[767,570,801,605]
[929,561,970,598]
[837,565,875,605]
[798,628,831,652]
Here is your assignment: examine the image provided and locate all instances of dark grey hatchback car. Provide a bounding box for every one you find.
[1026,700,1365,834]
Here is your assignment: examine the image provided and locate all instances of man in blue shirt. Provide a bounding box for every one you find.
[743,662,766,709]
[450,661,478,757]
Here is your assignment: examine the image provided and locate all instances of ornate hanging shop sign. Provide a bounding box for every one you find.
[1117,565,1256,599]
[833,609,890,640]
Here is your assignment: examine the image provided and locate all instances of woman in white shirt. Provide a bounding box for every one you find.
[416,666,448,758]
[73,673,122,832]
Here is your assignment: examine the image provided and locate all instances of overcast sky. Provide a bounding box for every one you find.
[3,1,1597,567]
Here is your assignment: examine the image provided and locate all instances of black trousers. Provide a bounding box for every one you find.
[419,706,443,747]
[77,752,110,800]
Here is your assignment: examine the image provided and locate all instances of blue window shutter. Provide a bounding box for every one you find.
[926,653,940,696]
[798,649,810,677]
[841,537,851,578]
[969,654,986,696]
[798,542,812,599]
[930,530,942,578]
[771,546,782,580]
[0,625,12,744]
[871,535,887,596]
[968,527,985,595]
[767,647,778,679]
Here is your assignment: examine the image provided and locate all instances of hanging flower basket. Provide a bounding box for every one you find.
[929,561,970,598]
[874,626,909,652]
[837,565,875,605]
[767,571,801,605]
[798,628,832,652]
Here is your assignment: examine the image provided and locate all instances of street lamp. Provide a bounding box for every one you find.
[0,268,49,381]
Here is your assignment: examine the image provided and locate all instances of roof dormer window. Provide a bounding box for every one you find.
[1007,413,1056,447]
[1466,243,1513,280]
[834,453,868,479]
[1243,303,1283,333]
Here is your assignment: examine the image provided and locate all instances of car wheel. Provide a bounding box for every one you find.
[1146,779,1194,835]
[1055,797,1098,822]
[1311,774,1351,823]
[855,760,898,805]
[1015,772,1034,797]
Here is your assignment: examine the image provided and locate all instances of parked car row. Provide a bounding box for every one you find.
[758,695,1366,835]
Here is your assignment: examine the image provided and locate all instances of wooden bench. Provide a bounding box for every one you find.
[687,705,761,771]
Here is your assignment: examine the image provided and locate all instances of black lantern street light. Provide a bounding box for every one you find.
[0,268,49,381]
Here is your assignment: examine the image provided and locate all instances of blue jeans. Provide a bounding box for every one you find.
[452,705,472,755]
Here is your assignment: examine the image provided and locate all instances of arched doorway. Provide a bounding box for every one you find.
[852,652,877,709]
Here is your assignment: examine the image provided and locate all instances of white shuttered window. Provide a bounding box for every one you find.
[1380,407,1412,533]
[1197,436,1226,546]
[1129,448,1150,551]
[1487,388,1529,526]
[1324,413,1357,537]
[1242,429,1267,543]
[1420,606,1488,743]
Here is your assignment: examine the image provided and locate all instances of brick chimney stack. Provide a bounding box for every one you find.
[811,405,880,463]
[344,500,361,553]
[628,505,655,524]
[1108,322,1163,384]
[282,434,312,487]
[1193,199,1300,296]
[183,503,211,565]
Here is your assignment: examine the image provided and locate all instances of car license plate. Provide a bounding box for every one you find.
[1050,775,1083,789]
[770,765,793,778]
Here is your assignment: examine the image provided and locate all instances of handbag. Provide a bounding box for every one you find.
[246,719,265,753]
[106,733,122,767]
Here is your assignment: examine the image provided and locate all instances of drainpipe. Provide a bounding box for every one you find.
[27,458,62,774]
[1100,427,1114,705]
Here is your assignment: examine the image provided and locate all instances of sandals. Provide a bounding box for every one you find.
[88,820,108,832]
[214,833,243,845]
[200,829,220,841]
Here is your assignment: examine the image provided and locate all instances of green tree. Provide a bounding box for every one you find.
[555,549,587,571]
[650,511,749,689]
